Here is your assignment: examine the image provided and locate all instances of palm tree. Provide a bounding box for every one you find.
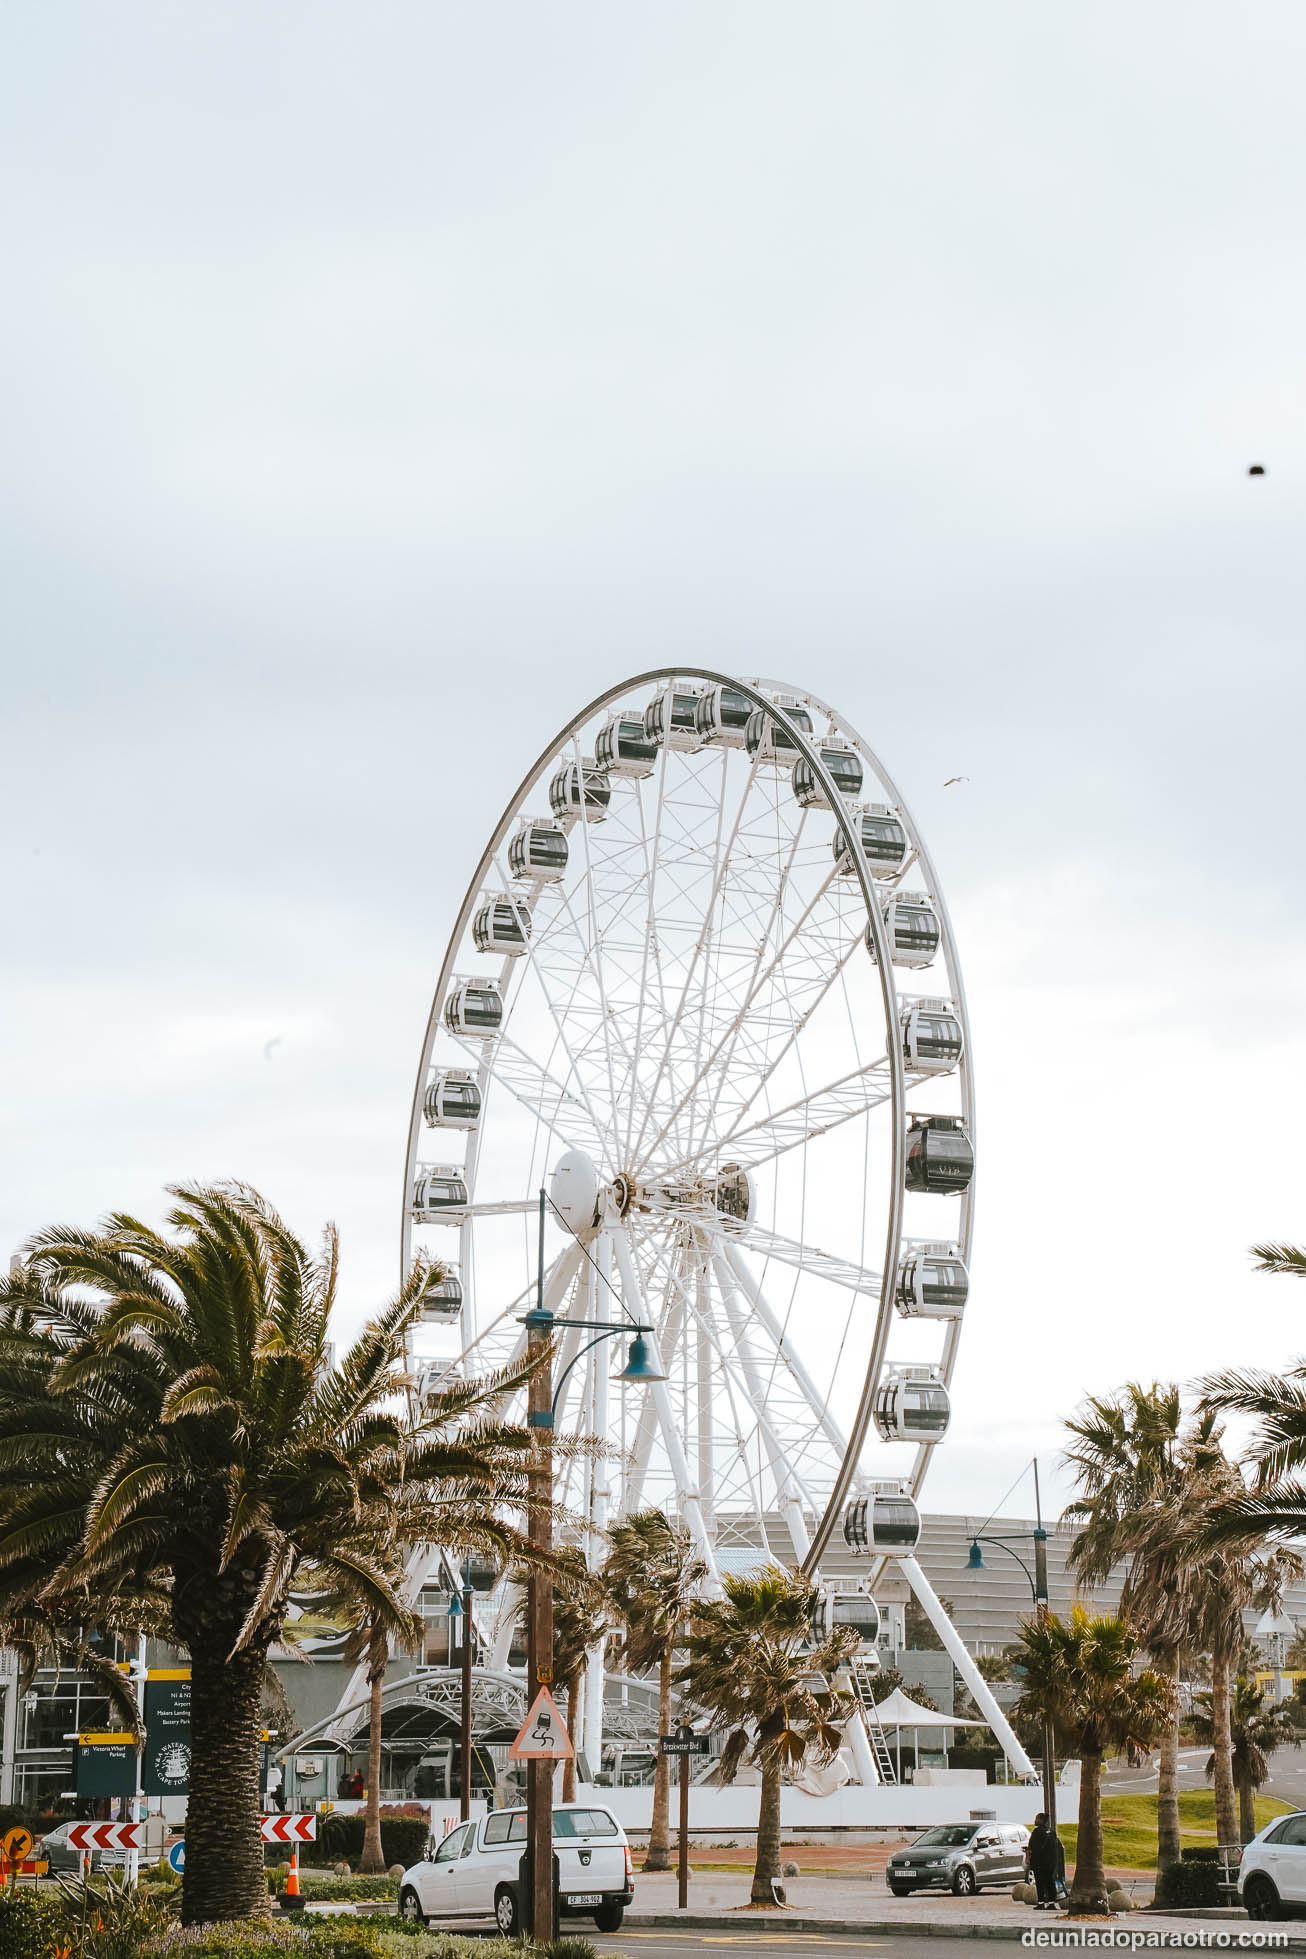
[1197,1239,1306,1542]
[1014,1608,1175,1915]
[676,1570,858,1904]
[0,1183,544,1925]
[1063,1383,1214,1878]
[604,1509,707,1871]
[1193,1676,1301,1844]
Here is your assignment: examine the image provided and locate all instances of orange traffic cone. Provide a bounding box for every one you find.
[282,1848,304,1913]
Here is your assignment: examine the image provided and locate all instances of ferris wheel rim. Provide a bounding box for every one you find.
[402,667,970,1576]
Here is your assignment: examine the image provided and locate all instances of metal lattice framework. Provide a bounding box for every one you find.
[401,672,974,1587]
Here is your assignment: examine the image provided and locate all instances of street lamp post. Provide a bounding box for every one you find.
[966,1461,1057,1835]
[521,1190,666,1939]
[450,1556,474,1821]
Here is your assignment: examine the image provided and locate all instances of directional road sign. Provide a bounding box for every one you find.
[659,1731,710,1757]
[67,1822,142,1852]
[2,1826,34,1864]
[168,1841,186,1874]
[507,1686,574,1760]
[260,1814,317,1844]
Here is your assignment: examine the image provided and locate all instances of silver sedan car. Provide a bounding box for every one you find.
[887,1821,1029,1896]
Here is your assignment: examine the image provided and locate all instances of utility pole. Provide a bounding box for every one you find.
[1033,1458,1055,1837]
[459,1557,474,1822]
[525,1189,555,1941]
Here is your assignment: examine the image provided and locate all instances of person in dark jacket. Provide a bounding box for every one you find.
[1026,1813,1061,1908]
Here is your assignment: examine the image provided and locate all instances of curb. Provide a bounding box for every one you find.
[624,1912,1306,1943]
[626,1915,1050,1939]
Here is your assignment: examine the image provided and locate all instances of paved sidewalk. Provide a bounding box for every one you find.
[620,1871,1287,1942]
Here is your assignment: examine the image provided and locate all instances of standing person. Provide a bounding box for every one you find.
[1026,1813,1060,1909]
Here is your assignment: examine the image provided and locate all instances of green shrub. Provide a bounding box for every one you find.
[1155,1848,1223,1909]
[312,1816,428,1870]
[149,1923,384,1958]
[0,1888,64,1959]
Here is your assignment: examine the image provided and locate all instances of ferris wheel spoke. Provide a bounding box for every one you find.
[700,895,868,1152]
[621,762,675,1163]
[460,1031,610,1169]
[726,1220,883,1299]
[523,824,655,1154]
[635,836,849,1171]
[667,1052,893,1176]
[623,746,755,1168]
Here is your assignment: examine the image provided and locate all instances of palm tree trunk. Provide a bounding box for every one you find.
[751,1756,783,1903]
[1237,1771,1257,1846]
[1068,1750,1109,1915]
[644,1643,673,1872]
[1211,1637,1238,1851]
[181,1636,270,1925]
[1156,1646,1182,1878]
[359,1640,386,1874]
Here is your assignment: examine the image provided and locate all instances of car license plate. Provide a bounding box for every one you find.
[567,1893,602,1907]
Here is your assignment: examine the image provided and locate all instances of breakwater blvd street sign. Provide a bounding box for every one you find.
[260,1815,317,1843]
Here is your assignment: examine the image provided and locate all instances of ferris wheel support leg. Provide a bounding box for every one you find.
[843,1707,880,1787]
[695,1256,715,1536]
[490,1582,522,1669]
[898,1557,1037,1781]
[610,1227,721,1587]
[622,1263,684,1516]
[711,1249,814,1560]
[719,1240,849,1463]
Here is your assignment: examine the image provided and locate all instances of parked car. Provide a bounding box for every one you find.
[1238,1810,1306,1920]
[36,1821,127,1872]
[398,1802,635,1935]
[886,1820,1029,1896]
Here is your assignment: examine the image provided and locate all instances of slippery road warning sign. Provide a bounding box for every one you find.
[507,1686,574,1760]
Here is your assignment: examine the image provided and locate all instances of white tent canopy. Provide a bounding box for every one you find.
[868,1688,988,1730]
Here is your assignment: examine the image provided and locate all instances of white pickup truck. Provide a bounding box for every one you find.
[399,1802,635,1935]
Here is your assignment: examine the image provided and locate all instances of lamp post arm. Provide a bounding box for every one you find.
[974,1535,1039,1605]
[552,1332,614,1415]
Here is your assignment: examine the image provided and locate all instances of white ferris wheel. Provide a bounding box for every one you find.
[401,671,977,1591]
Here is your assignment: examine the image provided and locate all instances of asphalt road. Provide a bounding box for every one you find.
[596,1939,1006,1959]
[1103,1743,1306,1809]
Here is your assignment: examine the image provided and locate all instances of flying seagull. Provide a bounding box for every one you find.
[263,1036,284,1061]
[943,776,970,787]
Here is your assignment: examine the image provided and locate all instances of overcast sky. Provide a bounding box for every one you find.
[3,2,1305,1524]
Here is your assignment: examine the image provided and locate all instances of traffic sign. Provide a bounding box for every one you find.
[168,1841,185,1874]
[260,1814,317,1844]
[508,1686,574,1760]
[2,1826,34,1864]
[74,1731,138,1799]
[67,1822,142,1852]
[660,1730,709,1756]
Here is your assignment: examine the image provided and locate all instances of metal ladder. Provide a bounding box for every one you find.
[854,1660,897,1785]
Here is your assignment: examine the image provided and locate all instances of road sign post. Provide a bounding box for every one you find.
[659,1727,708,1910]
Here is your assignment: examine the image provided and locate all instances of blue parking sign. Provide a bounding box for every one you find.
[168,1841,185,1874]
